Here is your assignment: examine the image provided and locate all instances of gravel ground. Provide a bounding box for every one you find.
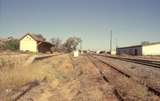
[92,55,160,100]
[1,54,118,101]
[2,53,160,101]
[95,55,160,90]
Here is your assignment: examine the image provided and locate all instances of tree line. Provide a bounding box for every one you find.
[0,34,81,53]
[0,37,19,51]
[50,37,81,52]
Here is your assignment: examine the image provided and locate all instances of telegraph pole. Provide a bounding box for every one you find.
[110,30,112,53]
[80,40,82,50]
[80,40,82,54]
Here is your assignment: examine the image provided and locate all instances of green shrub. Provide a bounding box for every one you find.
[4,39,19,51]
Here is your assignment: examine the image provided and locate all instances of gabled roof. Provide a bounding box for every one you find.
[20,33,54,46]
[20,33,45,42]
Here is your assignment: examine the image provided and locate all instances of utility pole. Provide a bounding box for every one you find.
[80,40,83,54]
[110,30,112,53]
[80,40,82,50]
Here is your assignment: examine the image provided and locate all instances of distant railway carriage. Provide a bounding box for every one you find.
[20,33,54,53]
[116,42,160,56]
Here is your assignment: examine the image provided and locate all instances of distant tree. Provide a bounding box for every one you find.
[7,36,14,40]
[4,38,19,51]
[50,38,62,52]
[36,34,46,41]
[63,37,81,52]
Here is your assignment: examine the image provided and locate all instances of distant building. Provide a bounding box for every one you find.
[116,42,160,56]
[96,50,101,54]
[20,33,54,53]
[111,50,116,55]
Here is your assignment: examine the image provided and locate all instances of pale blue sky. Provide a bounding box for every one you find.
[0,0,160,50]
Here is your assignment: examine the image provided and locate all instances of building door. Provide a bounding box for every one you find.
[134,49,138,56]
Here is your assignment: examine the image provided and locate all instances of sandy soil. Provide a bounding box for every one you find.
[1,53,159,101]
[95,55,160,92]
[0,54,119,101]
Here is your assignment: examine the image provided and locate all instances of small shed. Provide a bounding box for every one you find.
[116,42,160,56]
[73,50,79,57]
[111,50,116,55]
[20,33,54,53]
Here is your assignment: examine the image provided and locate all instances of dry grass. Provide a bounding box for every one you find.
[0,53,33,91]
[0,54,72,93]
[2,53,157,100]
[48,56,118,101]
[0,63,54,91]
[0,54,30,69]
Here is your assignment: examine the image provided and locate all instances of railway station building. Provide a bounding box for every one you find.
[20,33,54,53]
[116,42,160,56]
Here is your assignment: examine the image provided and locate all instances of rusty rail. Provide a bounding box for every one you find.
[93,53,160,68]
[89,54,160,97]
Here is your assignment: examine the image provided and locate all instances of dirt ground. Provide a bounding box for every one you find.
[47,55,118,101]
[0,54,118,101]
[1,53,159,101]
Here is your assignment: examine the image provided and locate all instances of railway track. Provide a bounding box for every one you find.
[87,54,160,101]
[92,53,160,94]
[87,55,124,101]
[92,54,160,95]
[96,54,160,68]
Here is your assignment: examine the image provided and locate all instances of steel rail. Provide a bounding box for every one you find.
[94,54,160,68]
[86,54,124,101]
[89,54,160,97]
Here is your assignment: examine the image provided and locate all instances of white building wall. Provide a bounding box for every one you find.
[20,35,38,52]
[142,44,160,55]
